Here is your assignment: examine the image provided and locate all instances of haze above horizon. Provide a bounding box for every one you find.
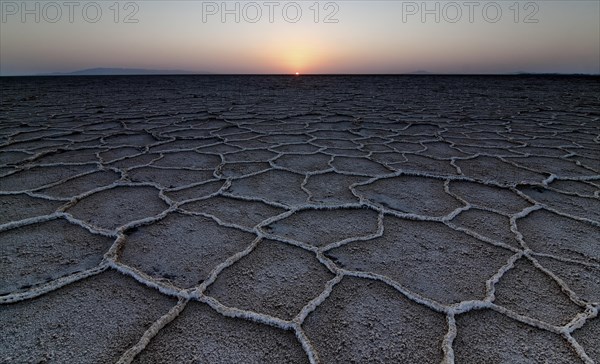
[1,1,599,76]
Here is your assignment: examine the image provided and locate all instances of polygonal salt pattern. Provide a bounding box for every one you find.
[513,146,568,158]
[127,166,215,189]
[226,139,269,149]
[572,317,600,363]
[39,170,121,198]
[327,216,513,304]
[162,128,213,139]
[519,186,600,223]
[9,129,71,141]
[454,310,582,363]
[355,176,464,217]
[568,155,600,172]
[217,161,271,178]
[493,258,584,326]
[419,141,470,159]
[228,170,308,206]
[331,156,392,176]
[0,194,63,225]
[390,154,460,175]
[149,138,218,152]
[152,151,221,169]
[303,277,446,364]
[0,151,33,165]
[66,186,168,230]
[164,180,225,202]
[370,151,407,165]
[32,148,104,164]
[197,142,241,154]
[181,196,286,229]
[133,301,308,363]
[120,213,255,288]
[108,153,159,169]
[0,138,66,153]
[459,145,524,157]
[449,208,520,248]
[2,76,599,363]
[0,271,177,364]
[103,132,157,147]
[273,153,332,173]
[517,209,600,265]
[223,149,278,163]
[311,130,358,140]
[528,137,578,148]
[205,239,335,320]
[265,208,379,247]
[312,138,358,149]
[0,165,97,192]
[535,256,600,304]
[450,137,522,149]
[99,147,142,162]
[272,144,321,154]
[322,147,369,157]
[387,141,426,153]
[548,179,598,197]
[449,180,531,214]
[304,172,367,205]
[0,219,114,295]
[456,156,547,186]
[510,156,598,178]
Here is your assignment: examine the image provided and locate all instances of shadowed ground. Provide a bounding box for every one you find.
[1,75,599,363]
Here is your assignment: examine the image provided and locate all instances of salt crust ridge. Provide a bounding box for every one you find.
[1,81,599,363]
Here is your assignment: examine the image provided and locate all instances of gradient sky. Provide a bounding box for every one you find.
[1,0,599,75]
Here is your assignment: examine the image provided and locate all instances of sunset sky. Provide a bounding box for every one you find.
[1,1,599,75]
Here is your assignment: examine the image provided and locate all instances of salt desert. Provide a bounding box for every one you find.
[1,75,599,363]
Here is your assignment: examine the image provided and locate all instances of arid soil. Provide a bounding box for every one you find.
[1,76,599,363]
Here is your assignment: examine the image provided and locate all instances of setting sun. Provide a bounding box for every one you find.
[295,72,299,76]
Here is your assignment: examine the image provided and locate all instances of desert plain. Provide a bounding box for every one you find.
[0,75,599,363]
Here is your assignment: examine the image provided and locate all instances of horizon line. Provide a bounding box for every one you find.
[2,73,599,77]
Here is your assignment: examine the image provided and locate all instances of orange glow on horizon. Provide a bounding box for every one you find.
[259,32,331,74]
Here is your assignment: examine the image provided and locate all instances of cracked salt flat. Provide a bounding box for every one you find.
[0,76,599,363]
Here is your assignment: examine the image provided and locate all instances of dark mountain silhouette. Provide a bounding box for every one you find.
[43,67,203,76]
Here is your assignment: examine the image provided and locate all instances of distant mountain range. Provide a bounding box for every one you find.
[43,67,203,76]
[29,68,596,76]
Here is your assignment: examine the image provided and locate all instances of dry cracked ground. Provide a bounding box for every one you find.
[0,76,599,364]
